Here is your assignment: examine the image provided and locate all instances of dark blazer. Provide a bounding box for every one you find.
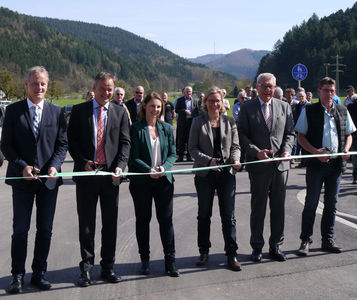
[237,97,295,172]
[67,100,131,182]
[128,120,176,184]
[1,100,68,189]
[188,112,240,176]
[175,96,199,126]
[125,97,140,123]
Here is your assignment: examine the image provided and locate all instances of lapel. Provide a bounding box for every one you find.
[37,101,50,141]
[86,101,95,147]
[203,112,213,148]
[255,98,272,134]
[271,98,279,132]
[143,120,152,160]
[105,102,113,141]
[22,100,37,139]
[157,121,165,156]
[219,114,226,149]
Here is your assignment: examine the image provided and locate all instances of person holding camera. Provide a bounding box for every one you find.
[128,92,179,277]
[188,86,242,271]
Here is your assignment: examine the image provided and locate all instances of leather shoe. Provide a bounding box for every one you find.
[141,260,150,275]
[227,254,242,272]
[176,156,184,162]
[251,249,262,262]
[196,253,209,266]
[269,247,287,261]
[321,238,342,253]
[30,272,51,290]
[77,271,92,287]
[101,270,121,283]
[186,156,193,162]
[165,261,180,277]
[298,240,311,256]
[8,274,23,294]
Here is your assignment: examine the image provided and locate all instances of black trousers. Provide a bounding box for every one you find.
[129,177,175,262]
[194,170,238,255]
[248,164,288,250]
[11,183,58,275]
[76,176,119,272]
[176,118,193,157]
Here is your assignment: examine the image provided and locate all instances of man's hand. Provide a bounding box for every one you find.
[22,166,40,180]
[112,167,123,180]
[342,149,350,161]
[209,158,222,172]
[84,160,96,171]
[256,149,272,162]
[280,152,291,162]
[185,110,192,116]
[150,167,162,179]
[47,167,58,180]
[315,148,330,163]
[232,160,241,170]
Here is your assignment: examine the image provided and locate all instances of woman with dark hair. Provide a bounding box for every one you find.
[128,92,179,277]
[188,86,242,272]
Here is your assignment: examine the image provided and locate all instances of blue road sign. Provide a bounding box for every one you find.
[292,63,308,81]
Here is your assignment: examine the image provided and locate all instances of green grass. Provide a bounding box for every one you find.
[48,97,85,107]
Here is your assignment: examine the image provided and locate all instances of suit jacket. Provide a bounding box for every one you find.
[175,96,199,126]
[188,112,240,176]
[128,120,176,184]
[125,97,141,123]
[1,100,68,189]
[67,100,131,183]
[237,97,295,172]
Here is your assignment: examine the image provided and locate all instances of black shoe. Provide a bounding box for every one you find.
[141,260,150,275]
[321,238,342,253]
[251,249,262,262]
[298,240,311,256]
[352,180,357,184]
[77,271,92,287]
[165,261,180,277]
[101,270,121,283]
[176,156,184,162]
[227,254,242,272]
[30,272,51,290]
[8,274,23,294]
[269,247,287,261]
[186,156,193,162]
[196,253,209,266]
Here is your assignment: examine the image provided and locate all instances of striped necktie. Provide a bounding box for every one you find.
[95,106,106,164]
[263,103,272,131]
[32,105,40,139]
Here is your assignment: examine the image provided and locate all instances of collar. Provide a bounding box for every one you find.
[93,99,109,110]
[320,101,334,113]
[27,98,44,110]
[258,97,272,106]
[185,96,192,101]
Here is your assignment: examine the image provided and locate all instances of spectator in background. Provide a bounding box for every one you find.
[113,87,125,105]
[344,85,356,107]
[198,92,205,113]
[245,86,253,101]
[251,89,258,100]
[273,87,284,100]
[232,91,247,122]
[333,94,341,105]
[306,92,313,102]
[126,85,145,123]
[222,89,230,115]
[284,88,298,106]
[86,91,95,101]
[347,94,357,183]
[175,86,199,162]
[162,92,175,125]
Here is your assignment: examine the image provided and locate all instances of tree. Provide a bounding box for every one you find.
[0,70,14,99]
[49,80,58,103]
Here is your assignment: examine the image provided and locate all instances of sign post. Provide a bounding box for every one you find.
[292,63,308,87]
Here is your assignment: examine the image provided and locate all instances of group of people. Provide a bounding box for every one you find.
[1,66,355,295]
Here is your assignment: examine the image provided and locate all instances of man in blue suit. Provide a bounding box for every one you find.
[1,66,68,294]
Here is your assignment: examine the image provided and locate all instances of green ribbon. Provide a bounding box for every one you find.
[1,151,356,180]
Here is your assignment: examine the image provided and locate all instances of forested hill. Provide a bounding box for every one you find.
[256,3,357,93]
[0,7,235,93]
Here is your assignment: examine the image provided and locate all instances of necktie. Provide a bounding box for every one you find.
[95,106,106,164]
[32,105,40,139]
[263,103,272,131]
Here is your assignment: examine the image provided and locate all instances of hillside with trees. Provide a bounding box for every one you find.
[0,7,236,98]
[256,3,357,94]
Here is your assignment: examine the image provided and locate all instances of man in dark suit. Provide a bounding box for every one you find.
[125,85,144,123]
[237,73,295,262]
[175,86,199,161]
[1,66,67,294]
[67,72,130,287]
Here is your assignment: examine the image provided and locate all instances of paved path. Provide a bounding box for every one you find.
[0,157,356,299]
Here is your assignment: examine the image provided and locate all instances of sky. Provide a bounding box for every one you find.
[1,0,356,58]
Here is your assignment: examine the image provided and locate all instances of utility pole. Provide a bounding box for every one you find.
[324,63,330,77]
[330,55,346,95]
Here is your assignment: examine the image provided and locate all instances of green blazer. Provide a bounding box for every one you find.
[128,120,176,184]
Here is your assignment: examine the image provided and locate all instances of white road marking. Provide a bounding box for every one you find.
[297,189,357,230]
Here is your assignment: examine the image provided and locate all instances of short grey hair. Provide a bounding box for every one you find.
[256,73,276,85]
[115,87,125,95]
[26,66,49,82]
[274,87,283,97]
[238,91,247,99]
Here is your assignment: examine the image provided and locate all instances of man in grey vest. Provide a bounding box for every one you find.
[295,77,356,256]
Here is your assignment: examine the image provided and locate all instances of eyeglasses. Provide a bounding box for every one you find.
[241,97,247,100]
[259,84,275,89]
[321,88,335,94]
[135,92,143,94]
[116,93,124,96]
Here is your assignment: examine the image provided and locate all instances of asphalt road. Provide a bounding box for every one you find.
[0,157,356,300]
